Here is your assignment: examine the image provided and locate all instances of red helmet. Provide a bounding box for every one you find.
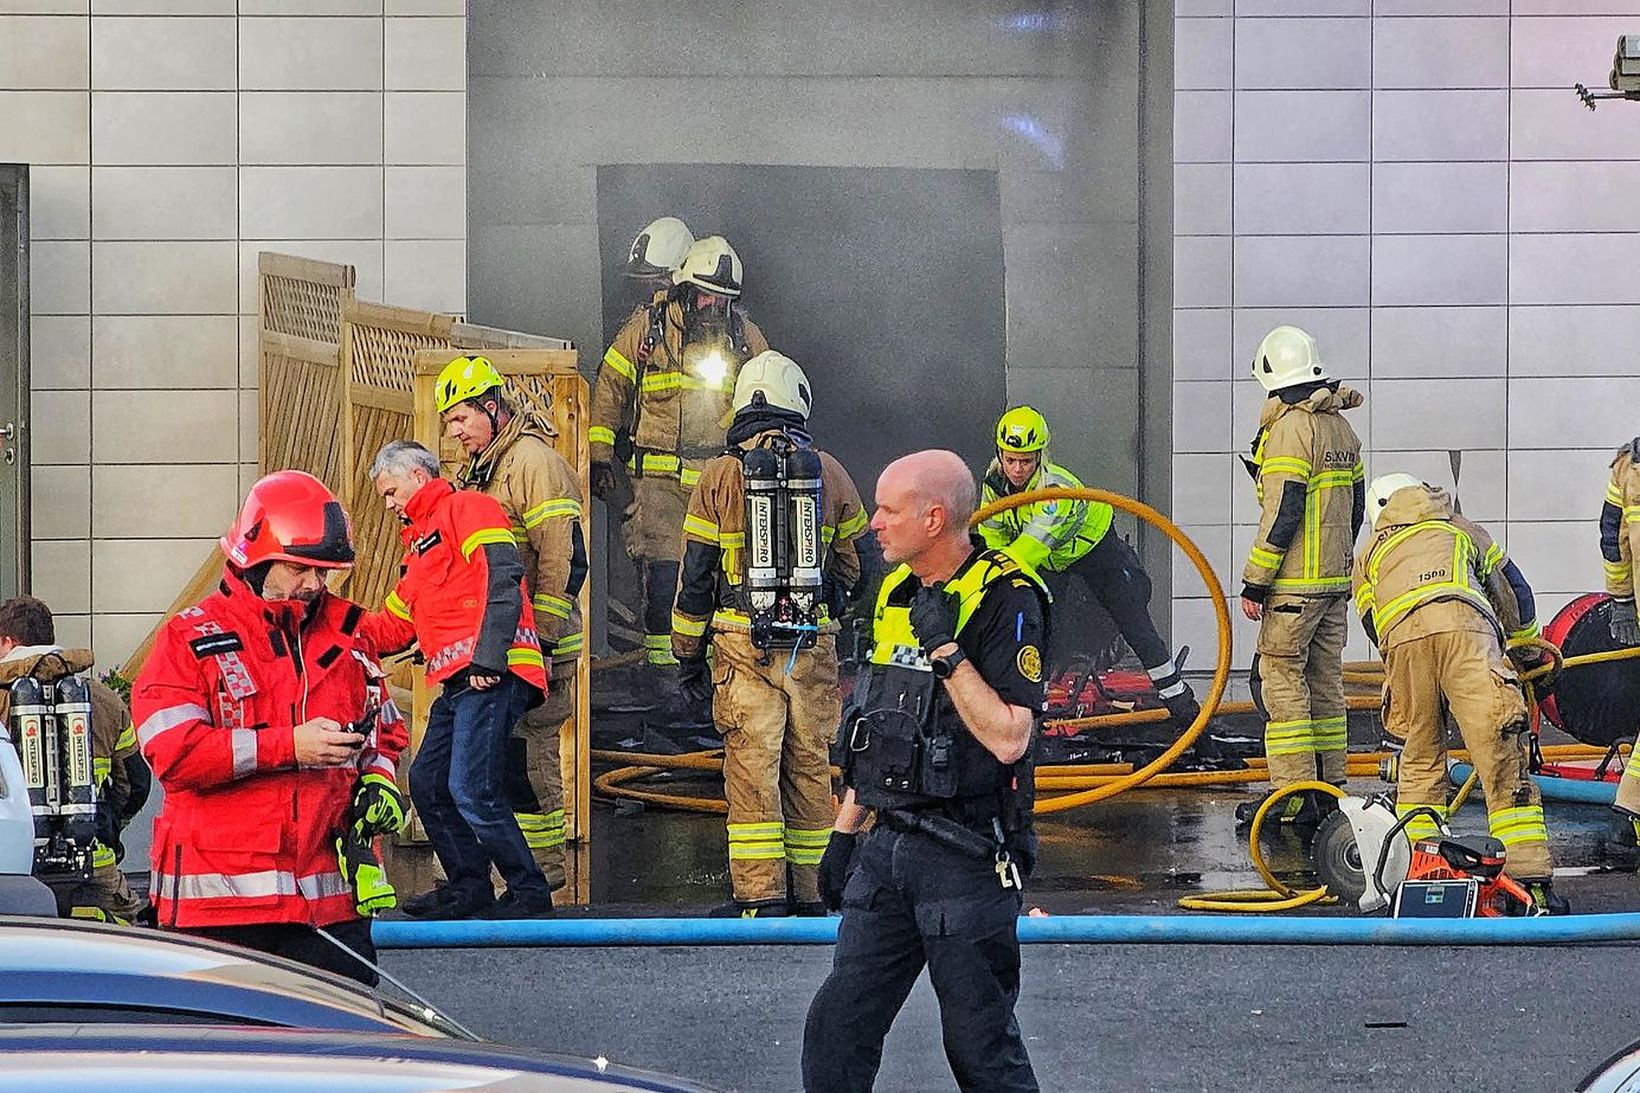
[221,470,355,570]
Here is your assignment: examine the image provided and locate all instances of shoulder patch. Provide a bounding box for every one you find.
[188,632,244,659]
[1016,645,1043,684]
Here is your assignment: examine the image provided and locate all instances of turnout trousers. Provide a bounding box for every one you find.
[1257,592,1349,788]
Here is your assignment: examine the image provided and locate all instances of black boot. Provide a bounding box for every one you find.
[709,899,790,919]
[1605,812,1640,872]
[1524,881,1570,916]
[1235,789,1336,830]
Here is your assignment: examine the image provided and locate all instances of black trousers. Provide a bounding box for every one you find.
[184,917,378,986]
[802,826,1038,1093]
[1058,532,1171,671]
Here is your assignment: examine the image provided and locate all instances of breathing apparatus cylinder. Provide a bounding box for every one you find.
[54,674,97,856]
[744,446,783,619]
[11,675,51,856]
[741,441,824,650]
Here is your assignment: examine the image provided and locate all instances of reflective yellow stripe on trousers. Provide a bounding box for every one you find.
[728,821,786,861]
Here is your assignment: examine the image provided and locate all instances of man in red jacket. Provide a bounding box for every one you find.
[134,471,409,984]
[360,440,554,920]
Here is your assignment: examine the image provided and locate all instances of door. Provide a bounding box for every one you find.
[0,165,27,600]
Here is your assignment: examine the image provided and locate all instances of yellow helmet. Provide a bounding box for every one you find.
[996,406,1049,453]
[435,355,505,414]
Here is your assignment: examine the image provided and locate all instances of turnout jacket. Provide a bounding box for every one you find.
[134,572,407,929]
[1602,439,1640,600]
[671,426,868,661]
[1242,384,1365,600]
[360,477,547,692]
[590,297,768,485]
[459,410,587,665]
[1352,485,1537,652]
[977,457,1113,574]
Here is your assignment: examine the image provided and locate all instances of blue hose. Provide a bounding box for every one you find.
[1448,763,1617,806]
[373,910,1640,949]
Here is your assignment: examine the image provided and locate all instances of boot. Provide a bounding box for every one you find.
[708,898,790,919]
[1235,789,1337,830]
[1604,813,1640,872]
[478,889,555,920]
[1524,880,1570,916]
[1159,683,1201,730]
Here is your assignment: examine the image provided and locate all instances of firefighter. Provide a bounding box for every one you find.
[0,596,147,924]
[1598,436,1640,846]
[1236,324,1365,827]
[436,355,586,892]
[589,234,769,700]
[361,441,555,920]
[1354,474,1564,912]
[978,406,1198,727]
[671,350,868,917]
[802,450,1046,1093]
[134,471,409,983]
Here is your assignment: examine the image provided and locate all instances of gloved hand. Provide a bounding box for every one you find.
[909,585,958,654]
[336,829,397,916]
[678,656,714,707]
[818,831,858,911]
[590,461,617,501]
[1613,598,1640,647]
[94,803,119,860]
[351,772,407,837]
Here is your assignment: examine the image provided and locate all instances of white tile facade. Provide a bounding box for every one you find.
[1173,5,1635,664]
[3,6,466,660]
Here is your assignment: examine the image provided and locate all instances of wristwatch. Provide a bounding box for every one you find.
[931,647,967,680]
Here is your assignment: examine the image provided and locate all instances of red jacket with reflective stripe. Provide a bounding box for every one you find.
[133,571,408,930]
[359,477,547,693]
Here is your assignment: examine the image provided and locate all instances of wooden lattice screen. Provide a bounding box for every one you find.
[259,253,355,485]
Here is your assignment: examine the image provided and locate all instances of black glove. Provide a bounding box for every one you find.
[1613,598,1640,647]
[678,657,713,706]
[818,831,858,911]
[94,804,119,860]
[590,461,617,501]
[909,585,958,653]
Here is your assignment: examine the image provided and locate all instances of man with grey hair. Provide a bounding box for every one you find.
[803,449,1047,1092]
[357,439,556,920]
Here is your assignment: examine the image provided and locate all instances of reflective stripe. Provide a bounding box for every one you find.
[1273,575,1350,590]
[683,514,720,542]
[231,728,258,778]
[637,452,702,487]
[1608,480,1625,505]
[91,844,117,869]
[837,508,869,539]
[1260,456,1313,478]
[1365,520,1491,637]
[137,703,210,748]
[385,591,412,621]
[1264,718,1319,758]
[364,753,396,780]
[533,592,576,619]
[603,346,637,382]
[1248,546,1283,571]
[1489,805,1548,847]
[115,725,137,753]
[672,612,708,638]
[588,425,617,447]
[552,631,584,656]
[1310,716,1348,750]
[507,647,545,669]
[1509,621,1541,642]
[640,370,734,394]
[1396,801,1446,841]
[158,868,350,902]
[728,821,786,861]
[461,527,515,559]
[522,498,582,528]
[784,826,832,866]
[516,808,568,850]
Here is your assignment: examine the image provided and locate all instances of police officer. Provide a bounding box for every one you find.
[802,450,1046,1093]
[589,235,769,699]
[671,351,868,917]
[1238,325,1365,827]
[979,405,1198,726]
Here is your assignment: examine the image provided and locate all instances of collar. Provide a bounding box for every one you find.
[1,643,61,663]
[216,565,332,635]
[404,476,455,526]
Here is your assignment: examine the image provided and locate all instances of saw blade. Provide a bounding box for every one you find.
[1312,810,1368,907]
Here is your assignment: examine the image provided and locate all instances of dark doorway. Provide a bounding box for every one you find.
[595,164,1008,490]
[0,165,28,600]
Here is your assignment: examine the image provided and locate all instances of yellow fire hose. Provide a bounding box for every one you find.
[1177,781,1349,912]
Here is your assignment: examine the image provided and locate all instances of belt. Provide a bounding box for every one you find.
[877,808,999,860]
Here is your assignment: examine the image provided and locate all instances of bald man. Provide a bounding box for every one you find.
[802,450,1048,1093]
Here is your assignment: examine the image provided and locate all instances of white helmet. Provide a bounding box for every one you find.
[732,350,812,420]
[1366,473,1424,526]
[673,235,743,298]
[1251,324,1330,392]
[626,217,695,278]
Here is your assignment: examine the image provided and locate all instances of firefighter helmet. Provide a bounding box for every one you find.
[221,470,354,570]
[732,351,812,421]
[434,355,506,414]
[673,235,743,298]
[996,406,1050,454]
[1365,473,1424,527]
[626,216,695,278]
[1252,324,1329,392]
